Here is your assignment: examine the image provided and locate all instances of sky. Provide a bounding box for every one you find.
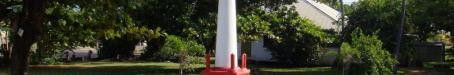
[343,0,358,4]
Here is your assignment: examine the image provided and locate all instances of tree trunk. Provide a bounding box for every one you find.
[4,11,19,66]
[10,0,45,75]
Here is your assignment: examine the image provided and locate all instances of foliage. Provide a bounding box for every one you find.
[154,35,205,61]
[426,31,452,45]
[153,35,205,74]
[344,0,454,50]
[344,0,454,66]
[409,0,454,36]
[98,26,160,59]
[132,0,300,55]
[263,7,331,66]
[1,0,301,74]
[339,28,397,75]
[343,0,410,51]
[238,8,271,43]
[30,50,63,65]
[98,38,139,59]
[314,0,341,9]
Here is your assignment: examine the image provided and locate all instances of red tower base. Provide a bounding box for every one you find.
[201,67,250,75]
[201,53,250,75]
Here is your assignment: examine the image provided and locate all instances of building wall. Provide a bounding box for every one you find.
[250,39,274,61]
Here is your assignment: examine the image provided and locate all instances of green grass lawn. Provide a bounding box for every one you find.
[254,67,339,75]
[0,61,205,75]
[0,61,340,75]
[2,61,452,75]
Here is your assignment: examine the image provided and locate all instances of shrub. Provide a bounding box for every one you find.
[154,35,205,61]
[98,38,139,59]
[154,35,205,74]
[30,50,63,65]
[339,28,397,75]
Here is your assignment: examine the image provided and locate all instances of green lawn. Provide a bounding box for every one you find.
[0,61,340,75]
[0,61,205,75]
[2,61,452,75]
[254,67,339,75]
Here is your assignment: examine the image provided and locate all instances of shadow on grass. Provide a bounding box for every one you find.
[28,65,204,75]
[249,60,341,75]
[0,62,204,75]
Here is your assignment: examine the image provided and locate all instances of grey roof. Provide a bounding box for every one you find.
[294,0,341,20]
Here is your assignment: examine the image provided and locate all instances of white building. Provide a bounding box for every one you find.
[250,0,341,62]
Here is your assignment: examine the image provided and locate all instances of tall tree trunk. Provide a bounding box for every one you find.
[393,0,406,74]
[10,0,45,75]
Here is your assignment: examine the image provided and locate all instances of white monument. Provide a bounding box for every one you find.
[215,0,238,68]
[201,0,250,75]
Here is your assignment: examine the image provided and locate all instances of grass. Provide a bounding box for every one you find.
[0,61,205,75]
[3,61,451,75]
[0,61,340,75]
[254,67,339,75]
[249,61,340,75]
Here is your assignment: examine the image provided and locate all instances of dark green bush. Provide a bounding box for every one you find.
[339,28,397,75]
[98,38,139,59]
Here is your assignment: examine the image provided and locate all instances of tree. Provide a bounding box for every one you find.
[7,0,162,74]
[343,0,454,66]
[10,0,46,74]
[343,0,409,51]
[409,0,454,39]
[263,7,331,66]
[345,0,454,49]
[98,26,160,59]
[237,8,271,53]
[131,0,300,58]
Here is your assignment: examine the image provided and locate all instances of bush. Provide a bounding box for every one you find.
[153,35,205,74]
[339,28,397,75]
[30,50,63,65]
[153,35,205,61]
[98,38,139,59]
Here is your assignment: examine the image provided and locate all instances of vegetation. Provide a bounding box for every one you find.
[339,28,397,75]
[0,0,453,74]
[343,0,454,67]
[154,35,205,61]
[153,35,205,74]
[263,7,331,66]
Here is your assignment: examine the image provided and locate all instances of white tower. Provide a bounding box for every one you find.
[215,0,238,68]
[201,0,250,75]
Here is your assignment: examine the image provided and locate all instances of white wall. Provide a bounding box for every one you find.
[250,39,274,61]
